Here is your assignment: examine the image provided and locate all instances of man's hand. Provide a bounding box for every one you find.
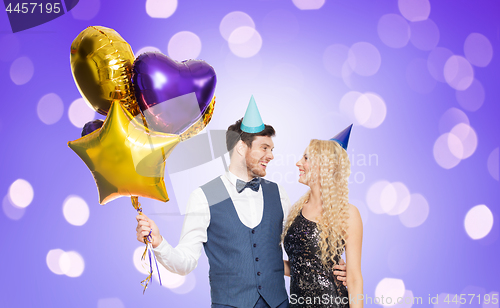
[333,258,347,286]
[136,213,162,248]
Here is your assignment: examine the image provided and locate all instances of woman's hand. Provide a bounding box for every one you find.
[334,258,347,286]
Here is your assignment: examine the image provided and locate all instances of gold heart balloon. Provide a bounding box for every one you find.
[70,26,140,116]
[68,101,180,205]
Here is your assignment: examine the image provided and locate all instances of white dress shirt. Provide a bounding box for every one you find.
[153,171,292,276]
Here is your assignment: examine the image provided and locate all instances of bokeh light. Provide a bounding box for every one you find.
[380,182,397,214]
[348,42,381,76]
[399,193,429,228]
[46,249,65,275]
[219,11,255,41]
[292,0,325,10]
[464,204,494,240]
[427,47,453,83]
[398,0,431,22]
[340,91,364,125]
[323,44,350,77]
[68,98,96,128]
[145,0,177,18]
[446,132,464,162]
[487,148,499,181]
[135,46,161,58]
[133,246,185,288]
[71,0,100,20]
[59,251,85,278]
[360,93,387,129]
[341,60,355,88]
[377,14,410,48]
[2,194,26,220]
[354,94,372,125]
[9,179,34,208]
[386,182,411,216]
[390,290,415,308]
[375,278,406,306]
[366,180,392,214]
[10,56,34,85]
[63,195,90,226]
[464,33,493,67]
[170,273,197,294]
[153,258,186,289]
[455,79,485,112]
[409,19,440,51]
[168,31,202,61]
[133,246,150,275]
[341,91,387,127]
[444,55,474,91]
[37,93,64,125]
[406,58,436,94]
[433,133,462,169]
[228,27,262,58]
[438,107,469,135]
[449,123,477,160]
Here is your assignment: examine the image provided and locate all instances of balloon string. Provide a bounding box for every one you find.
[131,197,162,294]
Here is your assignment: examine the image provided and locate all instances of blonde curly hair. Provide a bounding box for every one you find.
[282,139,351,270]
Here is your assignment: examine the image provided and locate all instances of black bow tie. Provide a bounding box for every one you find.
[236,178,261,193]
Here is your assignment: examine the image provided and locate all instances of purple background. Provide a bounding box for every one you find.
[0,0,498,307]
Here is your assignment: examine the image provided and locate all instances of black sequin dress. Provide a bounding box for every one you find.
[284,211,349,308]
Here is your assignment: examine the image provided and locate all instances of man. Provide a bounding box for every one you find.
[136,97,346,307]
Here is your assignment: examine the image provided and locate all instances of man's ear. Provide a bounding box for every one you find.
[235,140,247,157]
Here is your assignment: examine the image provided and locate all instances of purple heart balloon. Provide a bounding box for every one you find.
[132,52,217,134]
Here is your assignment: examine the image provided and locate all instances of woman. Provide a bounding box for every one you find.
[283,138,363,308]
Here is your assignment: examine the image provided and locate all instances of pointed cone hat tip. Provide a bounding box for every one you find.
[330,124,353,150]
[241,95,265,133]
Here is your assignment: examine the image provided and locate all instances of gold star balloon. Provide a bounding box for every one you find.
[68,101,180,205]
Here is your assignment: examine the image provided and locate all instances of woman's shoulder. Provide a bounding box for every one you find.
[347,203,363,225]
[347,203,360,214]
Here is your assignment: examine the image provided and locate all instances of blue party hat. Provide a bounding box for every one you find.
[241,95,265,133]
[330,124,353,150]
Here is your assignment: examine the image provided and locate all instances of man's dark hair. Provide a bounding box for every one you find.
[226,118,276,154]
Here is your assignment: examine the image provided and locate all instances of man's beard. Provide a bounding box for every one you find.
[245,153,266,178]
